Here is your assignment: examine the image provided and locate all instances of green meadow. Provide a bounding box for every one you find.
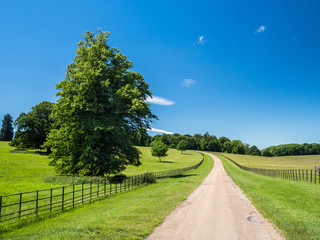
[220,152,320,170]
[217,153,320,240]
[0,142,202,196]
[0,145,213,239]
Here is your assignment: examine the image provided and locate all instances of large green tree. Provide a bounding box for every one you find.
[0,114,14,141]
[11,102,54,151]
[45,30,155,176]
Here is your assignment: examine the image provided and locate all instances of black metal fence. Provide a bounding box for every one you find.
[0,154,204,227]
[221,154,320,184]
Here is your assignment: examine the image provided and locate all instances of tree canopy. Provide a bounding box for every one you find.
[45,30,156,176]
[0,114,14,141]
[11,102,54,151]
[176,140,188,154]
[151,140,168,161]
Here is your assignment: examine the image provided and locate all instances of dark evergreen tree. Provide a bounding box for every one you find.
[0,114,14,141]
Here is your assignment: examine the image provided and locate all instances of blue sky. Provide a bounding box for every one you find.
[1,0,320,149]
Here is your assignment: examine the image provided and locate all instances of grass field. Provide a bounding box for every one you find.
[0,141,64,196]
[0,154,213,239]
[0,141,202,196]
[123,147,202,176]
[220,152,320,169]
[217,153,320,240]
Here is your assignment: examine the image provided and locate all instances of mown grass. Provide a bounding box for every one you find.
[0,142,201,196]
[216,153,320,240]
[0,154,213,239]
[220,152,320,169]
[0,141,64,196]
[123,147,202,176]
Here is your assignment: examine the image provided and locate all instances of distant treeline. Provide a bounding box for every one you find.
[132,131,261,155]
[133,131,320,157]
[261,143,320,157]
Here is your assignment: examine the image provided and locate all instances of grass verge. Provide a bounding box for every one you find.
[0,153,213,239]
[216,153,320,240]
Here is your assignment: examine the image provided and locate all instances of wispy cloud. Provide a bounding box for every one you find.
[145,96,175,106]
[193,35,207,45]
[147,128,174,135]
[198,35,206,44]
[182,79,196,87]
[255,25,266,33]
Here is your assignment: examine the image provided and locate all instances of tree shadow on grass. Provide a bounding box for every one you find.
[10,149,50,156]
[159,160,174,163]
[170,174,198,178]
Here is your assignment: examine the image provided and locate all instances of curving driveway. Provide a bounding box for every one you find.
[146,153,284,240]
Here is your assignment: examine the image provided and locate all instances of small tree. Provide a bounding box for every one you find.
[176,140,188,154]
[151,140,168,162]
[248,145,261,156]
[0,114,14,141]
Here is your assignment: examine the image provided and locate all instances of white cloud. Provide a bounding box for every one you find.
[147,128,174,135]
[145,96,175,106]
[193,35,207,45]
[182,79,196,87]
[197,35,207,45]
[255,25,266,33]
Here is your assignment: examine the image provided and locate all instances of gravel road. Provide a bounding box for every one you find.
[146,153,284,240]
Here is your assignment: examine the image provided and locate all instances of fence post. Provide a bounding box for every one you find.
[90,182,92,202]
[104,179,106,196]
[0,196,2,221]
[19,193,22,219]
[50,188,53,212]
[62,187,64,211]
[82,183,84,203]
[36,191,39,216]
[315,168,317,184]
[73,185,75,208]
[97,180,100,198]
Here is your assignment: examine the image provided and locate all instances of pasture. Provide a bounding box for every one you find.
[0,147,213,239]
[220,152,320,170]
[218,153,320,240]
[0,141,201,196]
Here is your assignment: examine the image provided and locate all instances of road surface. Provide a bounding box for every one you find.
[147,153,284,240]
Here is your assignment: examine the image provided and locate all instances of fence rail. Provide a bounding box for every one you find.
[220,154,320,184]
[0,154,204,227]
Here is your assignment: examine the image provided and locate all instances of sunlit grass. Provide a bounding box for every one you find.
[220,152,320,169]
[217,153,320,240]
[123,147,202,176]
[0,142,202,196]
[0,154,213,239]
